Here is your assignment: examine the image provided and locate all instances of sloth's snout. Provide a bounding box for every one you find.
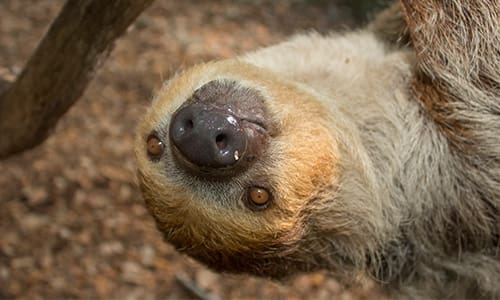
[169,103,247,170]
[168,80,270,178]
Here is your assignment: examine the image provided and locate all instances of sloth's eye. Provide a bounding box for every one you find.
[247,186,272,210]
[146,133,164,160]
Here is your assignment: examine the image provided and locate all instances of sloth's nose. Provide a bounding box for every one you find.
[168,80,270,178]
[169,103,247,171]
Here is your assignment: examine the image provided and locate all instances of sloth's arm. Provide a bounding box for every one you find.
[400,0,499,86]
[400,0,499,154]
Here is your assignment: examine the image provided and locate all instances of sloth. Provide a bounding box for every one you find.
[135,0,499,298]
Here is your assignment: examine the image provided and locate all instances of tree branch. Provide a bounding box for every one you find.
[0,0,154,159]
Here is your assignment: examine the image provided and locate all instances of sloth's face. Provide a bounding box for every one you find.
[135,60,367,278]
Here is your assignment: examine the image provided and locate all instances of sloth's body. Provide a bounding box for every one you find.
[136,1,499,299]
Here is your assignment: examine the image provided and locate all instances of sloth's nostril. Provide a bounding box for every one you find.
[215,134,227,150]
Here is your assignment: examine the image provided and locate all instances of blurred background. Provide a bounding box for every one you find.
[0,0,389,299]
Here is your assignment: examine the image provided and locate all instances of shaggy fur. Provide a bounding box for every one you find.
[135,1,500,298]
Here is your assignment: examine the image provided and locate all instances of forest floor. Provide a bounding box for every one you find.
[0,1,388,299]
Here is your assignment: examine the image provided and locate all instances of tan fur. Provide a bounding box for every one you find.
[136,1,499,298]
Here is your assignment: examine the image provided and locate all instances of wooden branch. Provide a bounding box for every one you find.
[0,0,154,159]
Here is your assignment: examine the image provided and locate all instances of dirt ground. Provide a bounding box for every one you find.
[0,1,389,299]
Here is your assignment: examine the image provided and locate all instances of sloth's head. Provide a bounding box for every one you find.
[135,60,384,279]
